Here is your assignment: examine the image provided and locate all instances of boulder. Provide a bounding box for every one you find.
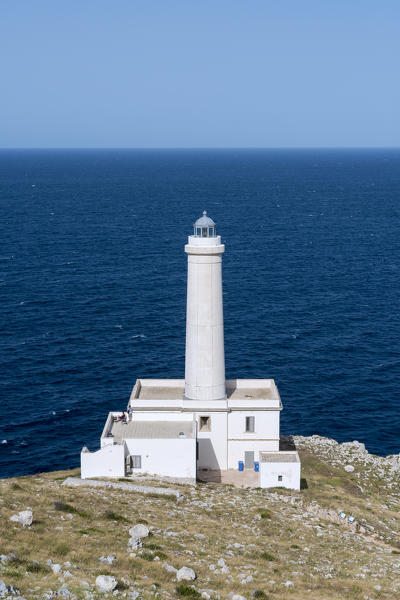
[163,563,177,574]
[128,536,142,550]
[9,510,33,527]
[129,524,149,539]
[344,465,355,472]
[176,566,196,581]
[95,575,118,593]
[0,581,7,599]
[51,563,62,574]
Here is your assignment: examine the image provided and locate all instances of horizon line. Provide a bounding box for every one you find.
[0,146,400,151]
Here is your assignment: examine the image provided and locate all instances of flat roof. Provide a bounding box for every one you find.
[260,452,299,463]
[138,386,184,400]
[109,419,194,444]
[131,378,279,403]
[226,387,273,400]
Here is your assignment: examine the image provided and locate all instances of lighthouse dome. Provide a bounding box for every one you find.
[193,211,216,237]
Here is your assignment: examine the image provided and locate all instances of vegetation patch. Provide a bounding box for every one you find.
[260,551,275,561]
[53,501,87,517]
[26,561,50,574]
[175,583,201,599]
[103,510,128,523]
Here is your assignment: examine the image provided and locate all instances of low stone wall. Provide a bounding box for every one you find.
[62,477,182,499]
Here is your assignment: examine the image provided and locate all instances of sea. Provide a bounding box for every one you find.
[0,149,399,479]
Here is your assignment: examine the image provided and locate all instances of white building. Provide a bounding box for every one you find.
[81,212,301,489]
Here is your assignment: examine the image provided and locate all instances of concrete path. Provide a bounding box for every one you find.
[197,468,259,488]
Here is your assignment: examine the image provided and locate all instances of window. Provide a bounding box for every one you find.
[131,455,142,469]
[199,416,211,432]
[245,416,255,432]
[202,227,207,237]
[278,475,283,482]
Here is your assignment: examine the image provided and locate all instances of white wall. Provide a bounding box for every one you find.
[228,440,279,469]
[124,437,196,480]
[227,410,280,468]
[132,412,193,422]
[185,238,226,401]
[195,411,227,470]
[259,459,301,490]
[81,444,125,479]
[228,410,280,440]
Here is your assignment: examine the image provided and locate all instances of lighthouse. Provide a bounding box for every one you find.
[82,211,300,489]
[184,211,226,401]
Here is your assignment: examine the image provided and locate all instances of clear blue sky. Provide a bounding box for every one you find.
[1,1,399,148]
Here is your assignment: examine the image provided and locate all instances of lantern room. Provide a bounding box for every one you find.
[193,210,216,238]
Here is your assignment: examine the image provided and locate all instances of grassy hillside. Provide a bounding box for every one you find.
[0,436,399,600]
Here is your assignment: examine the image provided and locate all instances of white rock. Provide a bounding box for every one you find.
[95,575,118,593]
[176,566,196,581]
[283,580,294,587]
[217,558,226,567]
[9,510,33,527]
[221,565,230,573]
[345,465,355,472]
[128,536,142,550]
[129,524,149,539]
[232,595,247,600]
[163,563,177,574]
[51,563,62,574]
[0,581,7,597]
[99,555,116,565]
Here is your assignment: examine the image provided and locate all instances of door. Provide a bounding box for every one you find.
[244,451,254,469]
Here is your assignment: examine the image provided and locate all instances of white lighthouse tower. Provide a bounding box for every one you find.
[82,211,301,489]
[184,211,226,401]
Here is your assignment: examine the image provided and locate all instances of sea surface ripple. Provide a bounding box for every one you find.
[0,149,399,477]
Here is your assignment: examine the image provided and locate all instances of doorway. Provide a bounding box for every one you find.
[244,451,254,469]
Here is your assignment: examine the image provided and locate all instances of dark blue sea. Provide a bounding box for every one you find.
[1,149,399,478]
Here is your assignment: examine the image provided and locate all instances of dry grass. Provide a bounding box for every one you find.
[0,445,399,600]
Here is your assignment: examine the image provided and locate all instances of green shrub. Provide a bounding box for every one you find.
[53,543,70,557]
[258,509,272,519]
[26,561,50,574]
[146,543,162,550]
[260,551,275,561]
[175,584,201,598]
[254,591,268,599]
[141,552,156,561]
[103,510,128,523]
[53,501,87,517]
